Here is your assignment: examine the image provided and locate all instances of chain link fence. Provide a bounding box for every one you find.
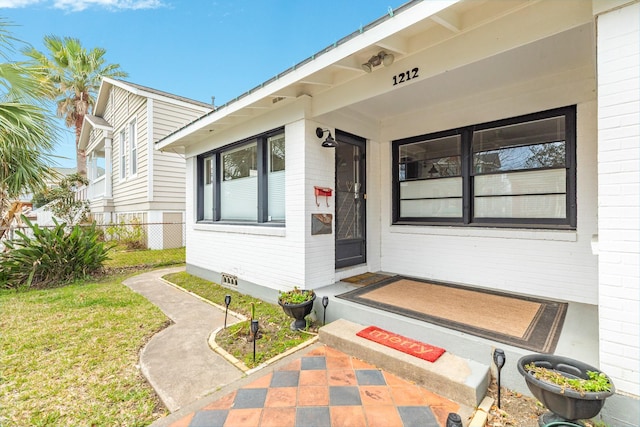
[1,221,186,251]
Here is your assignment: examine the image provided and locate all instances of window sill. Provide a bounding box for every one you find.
[390,224,577,242]
[193,222,286,237]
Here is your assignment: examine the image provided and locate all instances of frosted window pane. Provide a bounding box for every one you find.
[474,194,566,218]
[268,170,285,221]
[400,177,462,199]
[221,176,257,221]
[400,199,462,217]
[474,170,566,196]
[203,183,213,220]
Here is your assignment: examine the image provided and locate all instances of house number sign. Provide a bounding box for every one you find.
[392,67,419,86]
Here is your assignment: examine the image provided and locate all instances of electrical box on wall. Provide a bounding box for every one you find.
[314,186,332,207]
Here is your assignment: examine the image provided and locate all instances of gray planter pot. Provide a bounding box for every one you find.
[517,354,615,424]
[278,292,316,331]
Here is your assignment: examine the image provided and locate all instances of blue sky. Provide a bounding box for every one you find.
[1,0,406,168]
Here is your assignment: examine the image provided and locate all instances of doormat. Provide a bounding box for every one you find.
[342,272,395,287]
[356,325,445,363]
[338,276,567,353]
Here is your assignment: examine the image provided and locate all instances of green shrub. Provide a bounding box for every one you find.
[0,217,112,290]
[105,218,146,250]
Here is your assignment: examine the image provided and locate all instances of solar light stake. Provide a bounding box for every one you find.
[493,348,506,409]
[445,412,463,427]
[251,320,259,363]
[322,296,329,325]
[224,295,231,329]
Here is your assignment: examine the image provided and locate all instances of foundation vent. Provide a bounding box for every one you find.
[221,273,238,286]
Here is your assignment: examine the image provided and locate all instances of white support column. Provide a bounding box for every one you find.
[89,152,96,181]
[596,0,640,400]
[104,130,113,199]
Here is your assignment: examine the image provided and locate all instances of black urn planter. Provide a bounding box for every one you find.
[278,292,316,331]
[517,354,615,426]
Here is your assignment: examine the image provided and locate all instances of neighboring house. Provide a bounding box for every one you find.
[79,77,213,249]
[156,1,639,423]
[33,167,78,226]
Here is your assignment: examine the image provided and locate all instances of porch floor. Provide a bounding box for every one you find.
[313,275,599,397]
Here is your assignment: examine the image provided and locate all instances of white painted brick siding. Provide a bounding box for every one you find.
[597,1,640,397]
[185,114,326,292]
[379,66,599,305]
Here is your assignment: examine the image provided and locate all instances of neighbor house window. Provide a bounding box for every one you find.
[393,106,576,228]
[129,119,137,176]
[197,128,285,223]
[119,129,127,180]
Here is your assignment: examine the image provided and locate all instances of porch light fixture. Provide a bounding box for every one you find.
[316,127,338,148]
[361,51,394,73]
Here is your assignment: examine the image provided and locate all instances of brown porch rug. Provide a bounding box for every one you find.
[341,272,395,287]
[336,276,567,353]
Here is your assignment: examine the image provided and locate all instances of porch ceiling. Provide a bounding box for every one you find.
[331,23,595,124]
[156,0,594,152]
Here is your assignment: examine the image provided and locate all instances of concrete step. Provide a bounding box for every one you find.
[318,318,490,408]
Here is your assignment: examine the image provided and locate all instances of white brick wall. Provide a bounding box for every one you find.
[597,1,640,397]
[378,66,599,304]
[183,111,341,293]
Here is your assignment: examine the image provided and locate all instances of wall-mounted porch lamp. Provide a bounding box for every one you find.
[361,51,394,73]
[316,127,338,148]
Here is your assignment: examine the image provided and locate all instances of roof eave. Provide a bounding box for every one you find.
[156,0,461,152]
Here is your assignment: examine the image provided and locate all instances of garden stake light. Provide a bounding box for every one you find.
[445,412,463,427]
[493,348,506,408]
[322,296,329,325]
[224,295,231,329]
[251,319,259,363]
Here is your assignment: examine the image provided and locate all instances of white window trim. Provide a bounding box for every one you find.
[129,118,138,178]
[119,128,127,181]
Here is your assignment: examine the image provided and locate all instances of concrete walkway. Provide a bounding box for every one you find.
[123,267,244,412]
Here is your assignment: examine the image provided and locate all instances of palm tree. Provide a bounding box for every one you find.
[0,19,59,238]
[24,36,127,176]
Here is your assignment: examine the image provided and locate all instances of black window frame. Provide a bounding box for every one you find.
[392,106,577,229]
[197,127,285,225]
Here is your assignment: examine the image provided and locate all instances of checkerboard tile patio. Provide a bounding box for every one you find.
[167,346,460,427]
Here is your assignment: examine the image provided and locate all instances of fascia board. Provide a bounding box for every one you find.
[103,77,212,112]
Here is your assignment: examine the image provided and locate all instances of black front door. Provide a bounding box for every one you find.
[335,131,366,268]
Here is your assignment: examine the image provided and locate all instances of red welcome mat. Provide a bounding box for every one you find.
[356,326,445,363]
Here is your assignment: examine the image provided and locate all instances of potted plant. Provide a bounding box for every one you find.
[278,287,316,331]
[517,354,615,426]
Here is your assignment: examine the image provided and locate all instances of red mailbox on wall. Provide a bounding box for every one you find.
[314,186,332,207]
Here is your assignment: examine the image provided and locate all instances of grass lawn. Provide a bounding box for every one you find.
[164,272,318,368]
[0,247,185,427]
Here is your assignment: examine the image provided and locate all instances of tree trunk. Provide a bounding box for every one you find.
[76,148,87,177]
[75,115,87,177]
